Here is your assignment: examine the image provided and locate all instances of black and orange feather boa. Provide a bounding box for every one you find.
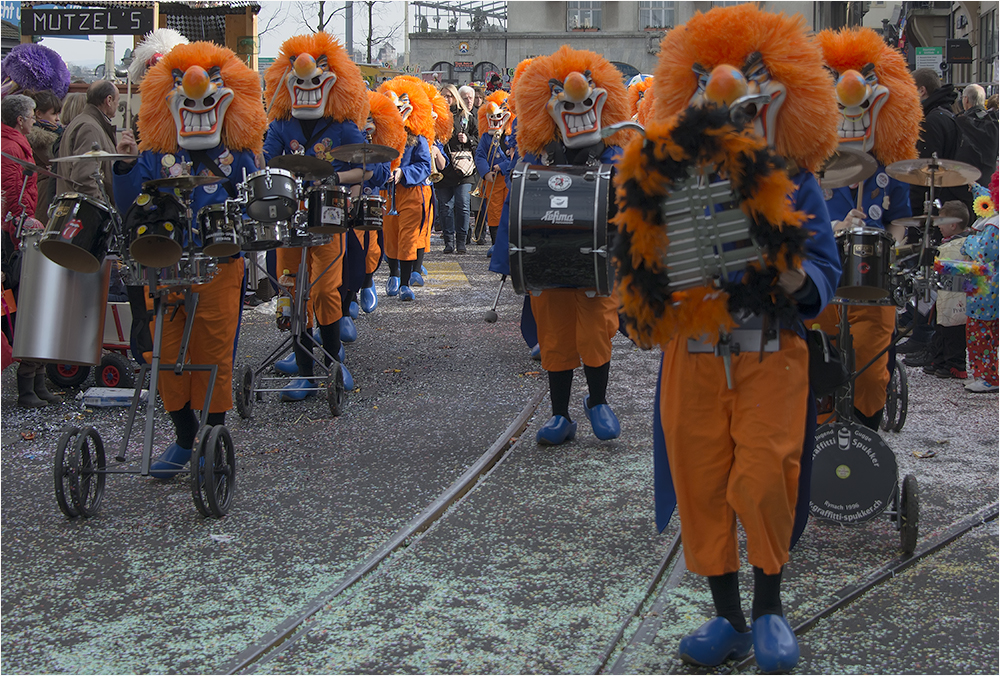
[611,105,810,349]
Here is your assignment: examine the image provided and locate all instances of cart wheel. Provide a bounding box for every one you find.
[327,362,346,417]
[899,474,919,555]
[892,362,908,432]
[190,425,214,518]
[204,425,236,517]
[97,352,135,389]
[54,426,82,518]
[47,363,91,389]
[234,364,255,419]
[69,427,107,518]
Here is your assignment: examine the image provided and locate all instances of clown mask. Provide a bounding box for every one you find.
[484,101,511,136]
[546,70,607,148]
[830,63,888,154]
[691,52,787,149]
[286,53,337,120]
[387,91,413,123]
[168,65,233,150]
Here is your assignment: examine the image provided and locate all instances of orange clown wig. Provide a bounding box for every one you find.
[264,32,368,129]
[138,41,265,154]
[636,84,656,126]
[367,90,407,171]
[652,4,839,173]
[378,76,435,145]
[816,27,920,166]
[478,90,513,138]
[515,46,635,157]
[628,78,654,119]
[507,57,533,116]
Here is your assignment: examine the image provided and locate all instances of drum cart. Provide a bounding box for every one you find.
[51,174,238,519]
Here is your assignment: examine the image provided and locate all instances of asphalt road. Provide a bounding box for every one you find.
[2,233,997,674]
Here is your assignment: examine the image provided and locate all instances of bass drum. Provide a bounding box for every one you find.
[810,421,898,524]
[39,193,112,274]
[509,162,614,296]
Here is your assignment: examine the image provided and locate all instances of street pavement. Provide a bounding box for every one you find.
[1,233,997,675]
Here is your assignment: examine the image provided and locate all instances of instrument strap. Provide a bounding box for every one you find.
[189,150,237,199]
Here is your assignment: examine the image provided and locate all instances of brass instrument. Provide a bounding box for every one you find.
[430,171,444,183]
[472,131,505,240]
[470,131,503,199]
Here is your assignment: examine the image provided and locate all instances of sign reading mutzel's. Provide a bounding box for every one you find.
[26,7,154,35]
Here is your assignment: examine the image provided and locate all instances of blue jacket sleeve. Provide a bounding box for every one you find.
[400,136,432,186]
[475,135,492,176]
[263,121,285,163]
[883,177,911,223]
[333,121,367,174]
[367,162,390,189]
[794,172,841,319]
[112,153,159,214]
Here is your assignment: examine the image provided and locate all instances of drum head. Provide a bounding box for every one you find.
[202,240,242,258]
[131,230,183,268]
[37,239,102,274]
[810,422,898,524]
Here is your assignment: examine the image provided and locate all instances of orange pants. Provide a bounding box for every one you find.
[352,229,382,275]
[424,187,434,251]
[275,234,345,326]
[814,303,894,417]
[484,178,508,230]
[384,185,430,261]
[659,331,809,576]
[530,289,618,372]
[145,258,244,413]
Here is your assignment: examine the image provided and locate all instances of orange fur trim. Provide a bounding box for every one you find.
[367,90,407,171]
[378,77,435,144]
[516,46,636,157]
[264,33,369,129]
[628,78,653,118]
[651,4,839,173]
[816,27,920,165]
[508,57,533,115]
[138,41,265,154]
[477,90,512,138]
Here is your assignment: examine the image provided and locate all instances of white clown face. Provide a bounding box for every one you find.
[831,64,889,154]
[364,115,376,138]
[546,70,607,148]
[386,91,413,123]
[484,101,511,136]
[285,53,337,120]
[168,65,234,150]
[691,52,787,149]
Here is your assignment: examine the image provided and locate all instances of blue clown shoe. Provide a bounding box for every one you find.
[274,352,299,375]
[360,284,378,313]
[348,301,359,319]
[312,328,323,345]
[752,615,799,674]
[487,244,494,258]
[338,343,346,363]
[678,617,753,667]
[584,396,621,441]
[535,415,577,446]
[341,362,355,390]
[399,285,415,301]
[530,344,541,361]
[340,316,358,343]
[421,265,428,276]
[149,442,193,479]
[409,271,425,287]
[386,276,400,296]
[281,378,318,402]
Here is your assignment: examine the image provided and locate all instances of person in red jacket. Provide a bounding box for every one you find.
[1,94,61,407]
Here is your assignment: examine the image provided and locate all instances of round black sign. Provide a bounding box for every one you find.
[810,422,898,524]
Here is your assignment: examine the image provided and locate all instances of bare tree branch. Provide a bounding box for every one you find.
[257,2,290,38]
[296,0,348,34]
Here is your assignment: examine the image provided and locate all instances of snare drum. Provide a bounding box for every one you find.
[244,167,298,222]
[39,193,112,274]
[509,163,614,296]
[352,194,385,231]
[305,185,350,234]
[158,252,218,287]
[123,191,186,268]
[197,203,242,258]
[240,221,286,251]
[835,227,894,301]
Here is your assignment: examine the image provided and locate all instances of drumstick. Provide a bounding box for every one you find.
[856,182,864,213]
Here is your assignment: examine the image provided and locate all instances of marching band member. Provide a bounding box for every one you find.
[813,27,921,430]
[626,73,653,121]
[614,5,841,670]
[377,77,434,303]
[420,79,453,270]
[474,90,514,255]
[113,41,266,477]
[263,33,370,403]
[515,46,636,445]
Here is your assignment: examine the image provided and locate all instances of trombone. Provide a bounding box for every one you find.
[471,131,504,241]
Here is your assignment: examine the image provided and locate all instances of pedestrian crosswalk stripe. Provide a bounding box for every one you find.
[424,262,471,288]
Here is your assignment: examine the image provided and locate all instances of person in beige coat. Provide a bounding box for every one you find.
[54,81,123,202]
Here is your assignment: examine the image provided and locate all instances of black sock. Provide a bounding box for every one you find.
[364,272,374,288]
[400,260,414,285]
[548,369,573,420]
[294,336,314,378]
[206,411,225,427]
[751,566,783,620]
[853,407,882,432]
[319,320,343,368]
[415,248,425,271]
[583,361,610,406]
[388,258,399,277]
[708,572,748,632]
[489,225,498,244]
[169,404,198,449]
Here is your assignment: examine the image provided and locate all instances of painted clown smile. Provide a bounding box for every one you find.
[179,96,230,136]
[293,80,333,108]
[561,99,603,138]
[547,70,608,148]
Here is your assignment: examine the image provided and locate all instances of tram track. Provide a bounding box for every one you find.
[219,384,548,674]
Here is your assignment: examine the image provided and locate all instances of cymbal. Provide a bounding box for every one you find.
[817,147,878,189]
[891,215,963,230]
[0,151,85,188]
[327,143,399,165]
[269,154,336,179]
[51,149,135,163]
[885,157,981,187]
[143,175,225,191]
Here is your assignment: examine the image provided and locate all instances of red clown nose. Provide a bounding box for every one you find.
[182,66,210,99]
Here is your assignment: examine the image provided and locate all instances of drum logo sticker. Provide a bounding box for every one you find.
[322,207,343,225]
[52,205,71,220]
[550,196,568,208]
[541,210,574,224]
[547,174,572,192]
[858,262,870,274]
[61,219,83,240]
